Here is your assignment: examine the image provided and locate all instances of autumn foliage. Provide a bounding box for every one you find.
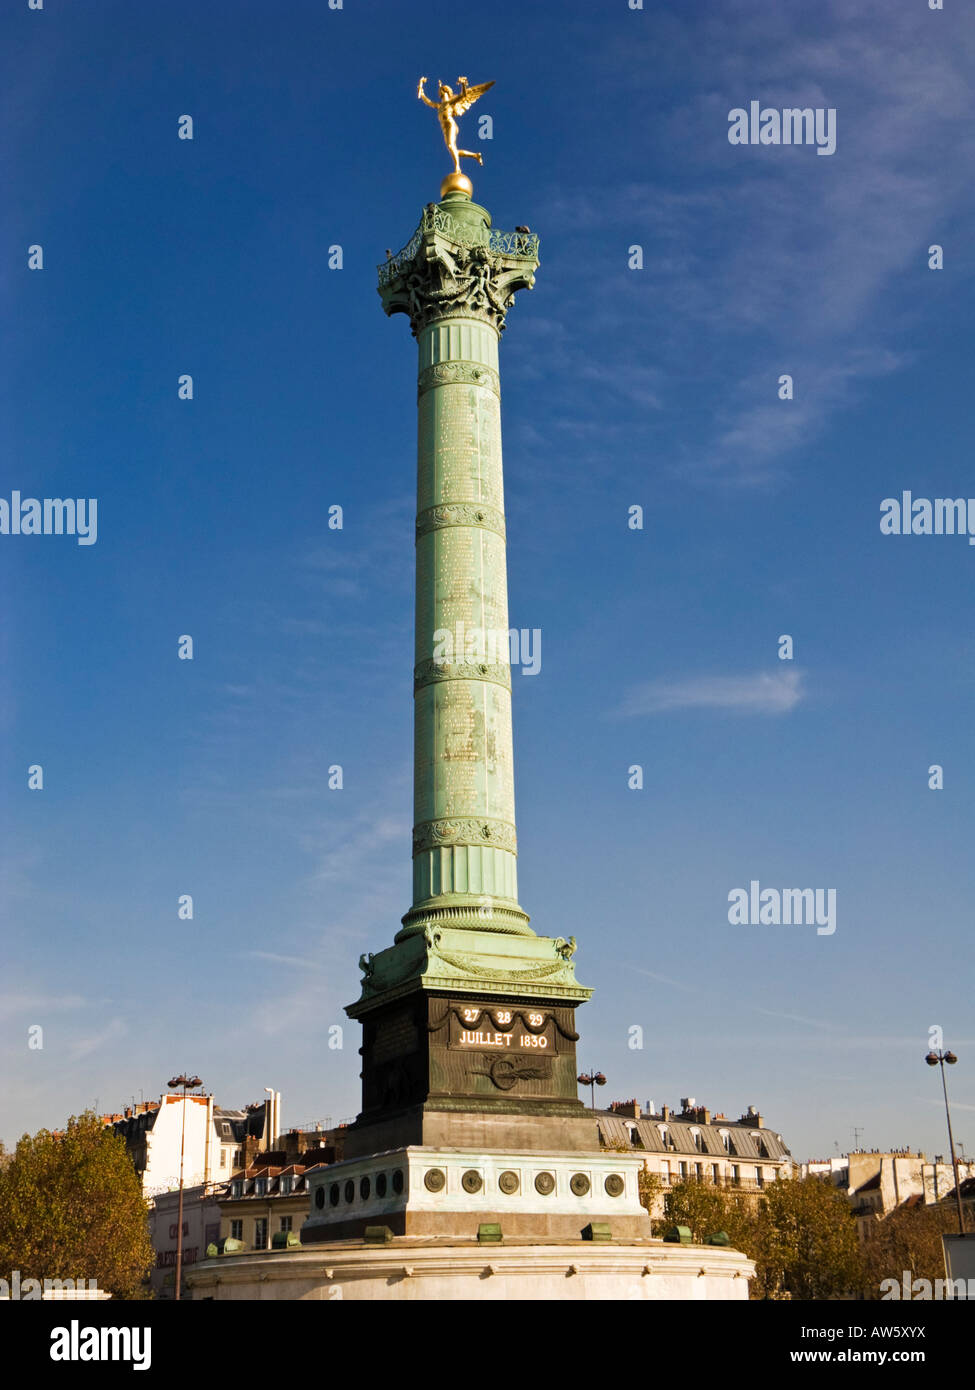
[0,1111,154,1299]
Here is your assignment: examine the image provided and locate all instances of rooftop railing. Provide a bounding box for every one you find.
[378,205,539,286]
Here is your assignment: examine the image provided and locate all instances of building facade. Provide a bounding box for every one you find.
[597,1098,793,1218]
[828,1150,975,1240]
[106,1092,279,1198]
[147,1186,222,1298]
[101,1089,284,1294]
[215,1159,321,1252]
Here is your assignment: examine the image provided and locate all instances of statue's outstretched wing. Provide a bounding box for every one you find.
[450,79,495,117]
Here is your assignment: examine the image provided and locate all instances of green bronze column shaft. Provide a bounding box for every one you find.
[378,190,540,940]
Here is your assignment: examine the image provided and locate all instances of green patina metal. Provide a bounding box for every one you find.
[350,186,590,1020]
[379,191,536,945]
[583,1223,613,1243]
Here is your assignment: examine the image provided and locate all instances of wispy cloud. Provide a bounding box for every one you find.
[243,950,322,970]
[0,993,89,1023]
[228,779,411,1042]
[527,3,975,488]
[628,966,694,991]
[754,1008,834,1031]
[67,1019,126,1063]
[618,668,803,716]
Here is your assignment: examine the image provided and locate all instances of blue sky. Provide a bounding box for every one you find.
[2,0,973,1162]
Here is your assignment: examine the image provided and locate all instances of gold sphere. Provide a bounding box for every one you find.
[440,171,473,199]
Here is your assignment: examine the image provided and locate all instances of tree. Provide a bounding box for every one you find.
[753,1176,863,1300]
[663,1178,757,1253]
[861,1200,973,1298]
[0,1111,154,1298]
[637,1164,663,1226]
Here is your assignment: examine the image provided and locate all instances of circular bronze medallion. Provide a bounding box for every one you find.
[360,1176,371,1200]
[462,1169,483,1194]
[315,1187,326,1210]
[605,1173,625,1197]
[424,1168,446,1193]
[534,1171,556,1196]
[344,1179,355,1204]
[376,1173,387,1198]
[498,1170,520,1195]
[570,1172,591,1196]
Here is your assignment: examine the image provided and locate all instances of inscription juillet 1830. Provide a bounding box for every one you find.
[447,1004,557,1054]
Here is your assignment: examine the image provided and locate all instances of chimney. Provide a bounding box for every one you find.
[609,1100,641,1119]
[661,1105,670,1121]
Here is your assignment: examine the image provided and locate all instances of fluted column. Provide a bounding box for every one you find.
[378,192,539,940]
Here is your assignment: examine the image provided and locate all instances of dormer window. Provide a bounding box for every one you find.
[255,1177,267,1196]
[280,1175,293,1195]
[230,1180,243,1198]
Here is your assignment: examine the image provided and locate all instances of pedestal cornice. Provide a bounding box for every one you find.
[351,926,591,1016]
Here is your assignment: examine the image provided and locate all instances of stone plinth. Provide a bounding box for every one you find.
[301,1147,651,1243]
[348,928,592,1152]
[187,1241,754,1301]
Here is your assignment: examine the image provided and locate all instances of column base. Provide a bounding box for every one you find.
[398,898,533,941]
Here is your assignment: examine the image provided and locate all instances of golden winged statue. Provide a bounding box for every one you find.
[417,75,495,176]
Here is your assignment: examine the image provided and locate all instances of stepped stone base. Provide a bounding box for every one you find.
[187,1240,754,1301]
[301,1146,651,1245]
[341,1106,602,1160]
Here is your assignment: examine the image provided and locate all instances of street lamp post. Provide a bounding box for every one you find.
[167,1074,203,1301]
[925,1049,965,1236]
[577,1069,606,1112]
